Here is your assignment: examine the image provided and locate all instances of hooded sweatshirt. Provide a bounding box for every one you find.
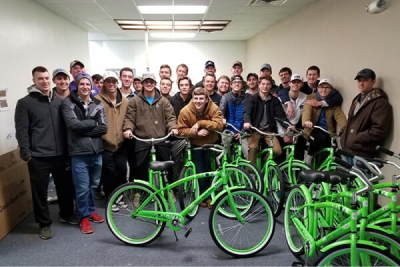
[169,91,192,117]
[15,85,66,160]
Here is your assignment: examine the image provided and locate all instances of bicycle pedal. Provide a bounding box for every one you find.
[184,228,192,238]
[291,261,304,266]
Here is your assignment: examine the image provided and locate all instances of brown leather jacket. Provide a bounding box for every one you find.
[340,88,392,157]
[302,93,347,139]
[177,97,224,147]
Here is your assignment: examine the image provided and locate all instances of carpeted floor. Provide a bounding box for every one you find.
[0,198,298,266]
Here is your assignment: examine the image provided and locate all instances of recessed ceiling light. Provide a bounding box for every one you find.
[138,6,207,14]
[150,32,196,38]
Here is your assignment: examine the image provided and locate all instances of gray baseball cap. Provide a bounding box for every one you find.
[52,68,70,79]
[141,72,156,82]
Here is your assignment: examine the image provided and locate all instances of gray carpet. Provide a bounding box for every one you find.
[0,199,297,266]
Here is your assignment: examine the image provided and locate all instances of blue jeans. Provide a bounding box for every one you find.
[191,147,212,194]
[71,153,102,220]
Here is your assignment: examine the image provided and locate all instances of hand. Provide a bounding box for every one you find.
[233,133,241,140]
[123,129,133,139]
[197,129,209,137]
[287,125,296,132]
[222,119,226,125]
[304,121,313,128]
[306,99,322,107]
[170,129,178,136]
[189,123,199,135]
[243,122,251,129]
[286,102,294,118]
[272,92,278,98]
[283,135,292,143]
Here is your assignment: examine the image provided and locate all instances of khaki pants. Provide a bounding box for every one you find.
[248,131,282,165]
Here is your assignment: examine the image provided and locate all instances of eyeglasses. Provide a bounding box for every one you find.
[318,86,332,90]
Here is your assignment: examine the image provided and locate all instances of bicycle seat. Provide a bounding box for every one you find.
[298,170,328,184]
[324,171,348,185]
[149,161,174,171]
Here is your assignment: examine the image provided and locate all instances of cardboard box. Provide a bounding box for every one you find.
[0,148,32,240]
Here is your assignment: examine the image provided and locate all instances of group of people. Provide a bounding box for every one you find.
[15,59,392,240]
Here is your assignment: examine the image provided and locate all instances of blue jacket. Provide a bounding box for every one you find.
[219,92,250,133]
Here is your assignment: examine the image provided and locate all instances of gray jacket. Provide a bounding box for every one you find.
[61,90,107,156]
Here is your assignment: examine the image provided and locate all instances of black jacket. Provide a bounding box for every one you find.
[15,86,67,160]
[169,92,191,118]
[61,90,107,156]
[243,92,289,133]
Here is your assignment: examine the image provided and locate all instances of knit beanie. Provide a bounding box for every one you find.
[75,72,93,90]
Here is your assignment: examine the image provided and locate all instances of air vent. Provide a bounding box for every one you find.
[249,0,289,7]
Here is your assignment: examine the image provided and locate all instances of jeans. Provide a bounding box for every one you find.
[191,147,212,194]
[102,148,127,199]
[71,153,102,220]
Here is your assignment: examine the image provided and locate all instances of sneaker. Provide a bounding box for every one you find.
[133,193,141,208]
[95,191,105,200]
[111,204,119,212]
[39,226,53,240]
[60,216,79,225]
[89,212,104,223]
[80,218,94,234]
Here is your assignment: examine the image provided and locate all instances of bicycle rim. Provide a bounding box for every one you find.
[106,182,166,245]
[237,161,264,193]
[265,165,284,217]
[178,166,199,219]
[209,189,275,257]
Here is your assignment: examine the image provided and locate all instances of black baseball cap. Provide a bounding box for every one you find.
[205,60,215,68]
[231,75,244,82]
[354,68,376,80]
[246,73,258,81]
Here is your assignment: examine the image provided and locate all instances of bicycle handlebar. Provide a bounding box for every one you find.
[131,132,172,143]
[335,148,354,158]
[376,145,394,156]
[226,123,244,134]
[312,126,338,136]
[250,126,289,137]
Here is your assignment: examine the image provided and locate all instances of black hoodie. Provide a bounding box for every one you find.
[169,92,192,118]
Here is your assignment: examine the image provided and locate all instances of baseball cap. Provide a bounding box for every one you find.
[70,60,84,69]
[205,60,215,68]
[141,72,157,82]
[260,63,272,71]
[354,68,376,80]
[232,61,242,68]
[52,68,69,79]
[133,75,142,81]
[290,74,303,82]
[231,75,244,82]
[103,71,118,81]
[318,78,332,86]
[247,73,258,81]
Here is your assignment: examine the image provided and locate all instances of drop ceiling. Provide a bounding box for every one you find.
[32,0,319,41]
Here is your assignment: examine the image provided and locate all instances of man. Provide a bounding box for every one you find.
[171,63,188,96]
[52,68,71,99]
[119,67,135,99]
[159,64,172,79]
[160,77,173,99]
[203,74,221,106]
[69,60,100,96]
[246,73,259,94]
[177,87,223,208]
[169,76,192,118]
[132,75,142,96]
[96,71,129,211]
[279,66,343,118]
[194,60,218,91]
[340,69,392,158]
[62,73,107,234]
[216,75,230,96]
[259,63,279,95]
[15,66,76,240]
[123,72,177,182]
[231,61,247,91]
[92,74,103,92]
[243,76,291,165]
[278,67,292,92]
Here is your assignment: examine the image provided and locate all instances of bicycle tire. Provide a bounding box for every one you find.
[178,165,200,219]
[314,244,400,266]
[264,165,285,217]
[372,221,400,238]
[209,188,275,257]
[106,182,166,245]
[284,185,307,256]
[236,160,264,193]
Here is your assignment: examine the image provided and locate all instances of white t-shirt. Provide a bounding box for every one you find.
[278,92,307,134]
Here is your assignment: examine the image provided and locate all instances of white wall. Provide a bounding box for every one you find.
[89,40,246,84]
[0,0,90,155]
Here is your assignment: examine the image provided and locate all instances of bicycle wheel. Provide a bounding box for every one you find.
[236,160,264,193]
[279,161,311,188]
[106,182,166,245]
[315,244,400,266]
[264,165,285,217]
[209,189,275,257]
[373,221,400,238]
[284,185,308,256]
[178,165,200,219]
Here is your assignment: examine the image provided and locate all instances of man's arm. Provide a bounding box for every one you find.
[177,111,197,137]
[197,107,224,132]
[274,98,291,128]
[14,100,32,161]
[163,100,177,133]
[325,89,343,107]
[61,101,97,133]
[278,88,290,104]
[243,95,254,124]
[219,95,228,120]
[83,104,108,137]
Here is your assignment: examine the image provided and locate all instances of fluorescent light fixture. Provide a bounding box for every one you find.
[145,21,172,25]
[150,32,196,39]
[138,6,207,14]
[174,21,201,25]
[115,20,143,25]
[202,21,230,25]
[200,26,225,30]
[174,26,199,30]
[121,25,146,29]
[147,25,173,30]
